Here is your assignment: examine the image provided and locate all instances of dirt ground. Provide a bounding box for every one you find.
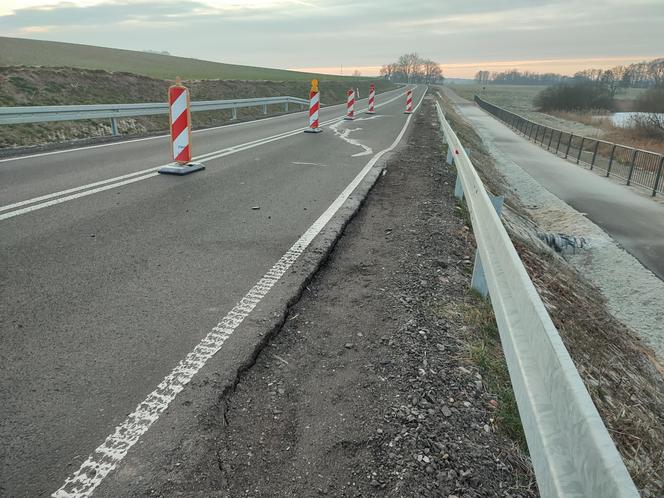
[143,97,538,497]
[131,92,664,497]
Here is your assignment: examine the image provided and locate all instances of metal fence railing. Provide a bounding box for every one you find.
[437,101,639,498]
[474,96,664,197]
[0,96,310,136]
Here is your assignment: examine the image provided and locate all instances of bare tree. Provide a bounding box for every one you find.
[397,53,422,83]
[380,54,443,84]
[649,59,664,87]
[422,59,443,83]
[352,69,362,77]
[475,70,491,85]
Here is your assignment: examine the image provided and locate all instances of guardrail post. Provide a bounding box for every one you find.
[471,194,504,298]
[446,147,453,166]
[231,107,237,120]
[284,101,289,113]
[555,130,562,154]
[564,134,573,159]
[262,104,268,115]
[606,144,616,176]
[653,156,664,196]
[547,128,554,150]
[110,117,119,136]
[534,125,541,143]
[576,137,585,164]
[454,175,464,199]
[590,140,600,169]
[626,149,638,185]
[454,147,471,198]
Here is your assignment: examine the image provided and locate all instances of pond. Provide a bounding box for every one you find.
[609,112,664,128]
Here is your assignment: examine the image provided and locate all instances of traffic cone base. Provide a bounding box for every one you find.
[304,127,323,133]
[158,162,205,175]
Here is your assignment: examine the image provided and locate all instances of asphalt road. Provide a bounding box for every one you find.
[0,85,426,497]
[444,88,664,281]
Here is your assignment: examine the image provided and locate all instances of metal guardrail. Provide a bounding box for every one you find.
[474,96,664,196]
[435,101,639,498]
[0,96,310,135]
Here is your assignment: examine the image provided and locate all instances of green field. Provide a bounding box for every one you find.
[449,84,547,114]
[449,83,646,114]
[0,36,361,82]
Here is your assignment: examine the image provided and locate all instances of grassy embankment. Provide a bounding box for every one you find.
[0,36,355,82]
[0,37,396,148]
[449,83,662,154]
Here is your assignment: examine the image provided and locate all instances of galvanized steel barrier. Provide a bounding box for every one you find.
[0,96,310,135]
[474,96,664,196]
[436,100,639,498]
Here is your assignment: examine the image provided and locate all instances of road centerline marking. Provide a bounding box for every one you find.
[52,87,424,498]
[0,88,404,164]
[1,89,409,221]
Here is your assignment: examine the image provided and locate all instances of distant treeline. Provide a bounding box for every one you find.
[379,53,444,84]
[475,58,664,90]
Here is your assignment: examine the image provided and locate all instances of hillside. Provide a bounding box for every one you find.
[0,36,356,82]
[0,66,395,148]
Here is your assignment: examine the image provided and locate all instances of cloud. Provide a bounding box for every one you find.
[0,0,662,76]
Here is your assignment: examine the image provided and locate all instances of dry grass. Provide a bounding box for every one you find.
[450,83,664,155]
[549,109,609,126]
[550,110,664,154]
[602,128,664,155]
[437,89,664,496]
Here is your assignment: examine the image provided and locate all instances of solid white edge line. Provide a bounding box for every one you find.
[0,89,411,220]
[0,88,405,164]
[51,86,425,498]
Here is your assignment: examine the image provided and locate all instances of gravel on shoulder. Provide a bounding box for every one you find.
[145,97,538,497]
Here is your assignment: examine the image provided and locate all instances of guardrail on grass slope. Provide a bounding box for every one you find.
[474,96,664,196]
[0,96,310,136]
[435,100,639,498]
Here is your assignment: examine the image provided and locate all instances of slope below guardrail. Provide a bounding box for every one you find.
[474,95,664,196]
[435,100,639,498]
[0,96,310,129]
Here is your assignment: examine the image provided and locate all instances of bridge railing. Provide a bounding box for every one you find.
[474,95,664,196]
[436,100,639,498]
[0,96,310,135]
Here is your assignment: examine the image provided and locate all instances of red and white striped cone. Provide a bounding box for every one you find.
[159,76,204,175]
[404,88,413,114]
[344,89,355,120]
[304,79,322,133]
[367,83,376,114]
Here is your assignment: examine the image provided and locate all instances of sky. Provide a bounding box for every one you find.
[1,0,663,78]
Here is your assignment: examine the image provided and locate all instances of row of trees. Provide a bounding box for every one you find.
[379,53,444,84]
[474,58,664,91]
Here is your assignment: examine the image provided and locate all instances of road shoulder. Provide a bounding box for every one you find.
[139,97,537,497]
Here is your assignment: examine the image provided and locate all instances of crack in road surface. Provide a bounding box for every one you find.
[329,117,383,157]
